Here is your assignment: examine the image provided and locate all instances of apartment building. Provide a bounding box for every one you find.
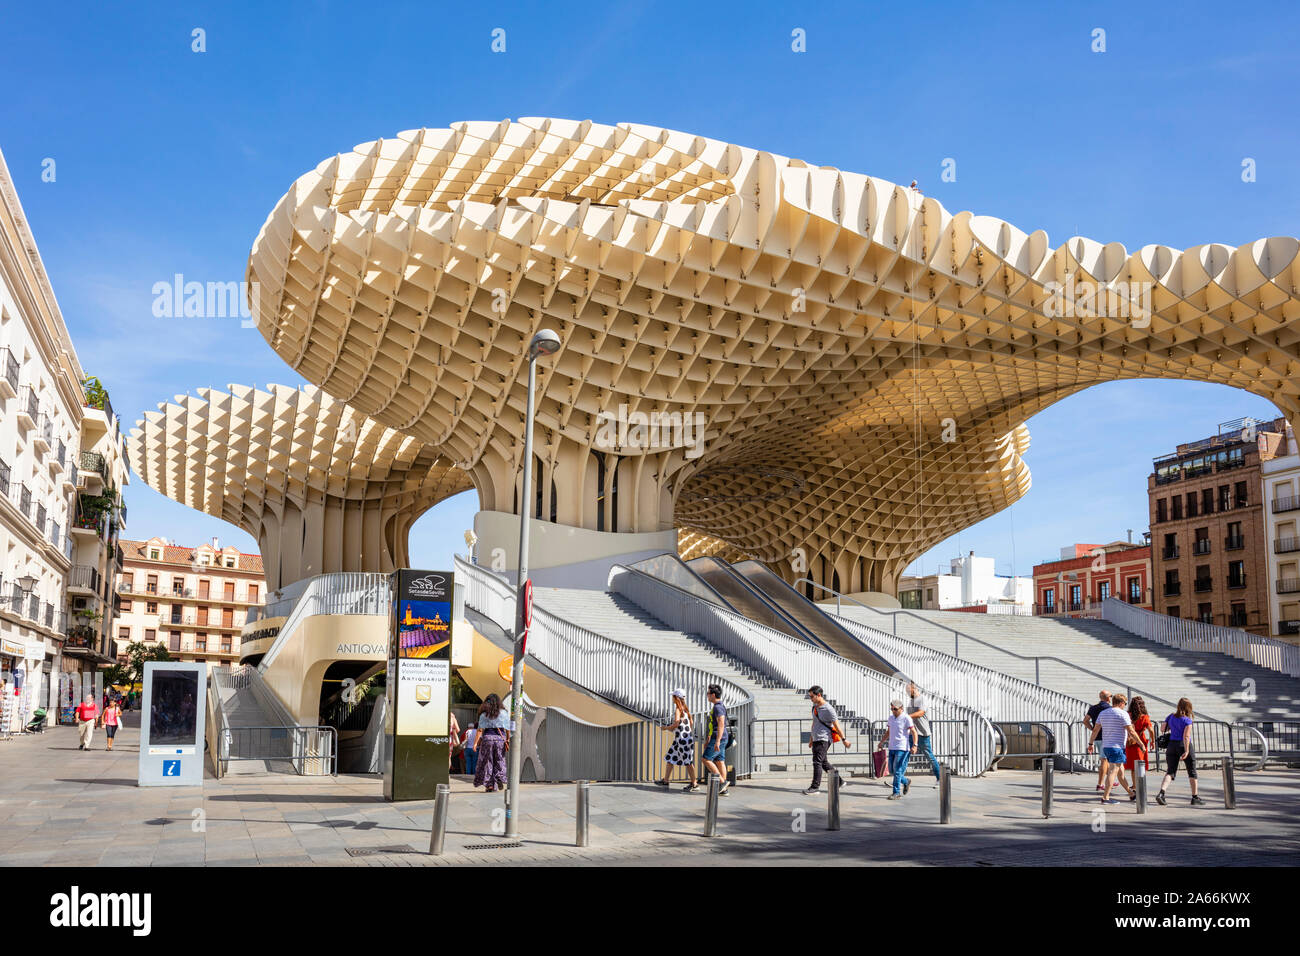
[1033,539,1152,617]
[0,147,128,729]
[115,537,265,667]
[1261,421,1300,640]
[899,552,1033,612]
[1147,416,1289,635]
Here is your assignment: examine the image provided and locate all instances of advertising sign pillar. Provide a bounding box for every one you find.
[384,569,454,801]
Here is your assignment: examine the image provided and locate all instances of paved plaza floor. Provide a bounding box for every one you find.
[2,714,1296,866]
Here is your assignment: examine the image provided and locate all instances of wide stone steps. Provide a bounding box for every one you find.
[836,607,1300,721]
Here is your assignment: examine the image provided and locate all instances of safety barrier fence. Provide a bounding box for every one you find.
[1234,719,1300,767]
[456,556,755,781]
[209,665,336,775]
[750,717,970,777]
[1102,597,1300,678]
[608,564,997,777]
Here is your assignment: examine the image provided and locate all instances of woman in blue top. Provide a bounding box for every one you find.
[472,694,511,793]
[1156,697,1204,806]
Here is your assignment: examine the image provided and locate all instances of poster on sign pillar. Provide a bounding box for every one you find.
[384,569,453,801]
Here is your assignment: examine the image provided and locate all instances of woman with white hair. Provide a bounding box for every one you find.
[657,688,699,792]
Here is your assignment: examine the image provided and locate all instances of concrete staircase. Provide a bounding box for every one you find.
[832,606,1300,722]
[213,679,296,775]
[535,587,861,771]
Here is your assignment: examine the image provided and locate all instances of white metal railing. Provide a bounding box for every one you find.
[609,564,998,777]
[259,572,390,670]
[1102,597,1300,678]
[455,556,757,774]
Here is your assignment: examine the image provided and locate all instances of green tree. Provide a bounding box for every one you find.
[123,640,171,687]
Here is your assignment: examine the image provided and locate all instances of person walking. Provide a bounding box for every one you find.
[657,688,698,792]
[1088,692,1138,803]
[803,685,848,795]
[102,697,122,751]
[75,694,99,751]
[462,722,478,777]
[701,685,730,796]
[472,694,510,793]
[448,710,462,773]
[878,700,917,799]
[1155,697,1204,806]
[1084,690,1112,792]
[906,681,941,785]
[1124,696,1153,800]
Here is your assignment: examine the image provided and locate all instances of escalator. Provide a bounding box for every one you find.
[731,560,894,675]
[684,556,822,646]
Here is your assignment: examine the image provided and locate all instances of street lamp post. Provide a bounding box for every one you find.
[505,328,561,838]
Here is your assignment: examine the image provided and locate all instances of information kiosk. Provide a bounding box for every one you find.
[137,661,206,787]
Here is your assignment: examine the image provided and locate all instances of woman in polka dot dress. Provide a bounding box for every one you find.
[657,688,699,792]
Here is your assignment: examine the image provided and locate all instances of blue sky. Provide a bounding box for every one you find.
[1,0,1295,580]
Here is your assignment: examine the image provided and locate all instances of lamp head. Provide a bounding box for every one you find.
[529,329,561,359]
[16,573,36,593]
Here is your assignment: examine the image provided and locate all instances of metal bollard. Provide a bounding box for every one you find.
[428,783,450,855]
[575,780,590,846]
[1134,762,1147,814]
[703,774,720,837]
[939,764,952,824]
[1222,759,1237,810]
[1041,758,1054,818]
[827,771,841,830]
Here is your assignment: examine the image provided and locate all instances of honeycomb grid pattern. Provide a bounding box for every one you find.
[128,383,471,590]
[246,118,1300,594]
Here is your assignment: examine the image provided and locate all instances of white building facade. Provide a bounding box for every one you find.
[899,552,1033,613]
[0,147,128,732]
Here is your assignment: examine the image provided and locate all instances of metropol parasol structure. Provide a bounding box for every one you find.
[141,118,1300,598]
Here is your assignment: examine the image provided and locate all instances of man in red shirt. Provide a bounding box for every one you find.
[75,694,99,750]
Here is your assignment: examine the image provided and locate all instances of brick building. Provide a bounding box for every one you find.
[114,536,265,667]
[1148,416,1289,635]
[1033,540,1152,617]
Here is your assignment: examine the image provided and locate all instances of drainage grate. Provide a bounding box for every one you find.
[463,841,524,850]
[345,845,422,857]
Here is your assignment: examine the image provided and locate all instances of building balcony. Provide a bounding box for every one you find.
[1274,496,1300,514]
[77,452,106,492]
[67,564,101,596]
[1275,537,1300,555]
[61,460,77,493]
[1227,575,1248,590]
[156,615,241,632]
[1194,578,1214,592]
[1278,578,1300,595]
[1228,611,1249,627]
[1162,547,1180,560]
[15,386,39,430]
[0,348,17,399]
[33,416,53,455]
[1225,535,1245,551]
[1164,583,1182,596]
[1193,539,1211,555]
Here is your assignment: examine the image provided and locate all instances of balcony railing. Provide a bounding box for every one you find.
[1227,574,1248,590]
[1194,578,1213,592]
[1274,496,1300,514]
[15,385,39,425]
[1225,535,1245,550]
[1275,537,1300,554]
[0,458,9,498]
[1278,578,1300,595]
[35,503,46,533]
[68,564,100,593]
[1193,539,1211,555]
[79,451,107,481]
[1162,547,1179,560]
[18,483,31,519]
[1164,583,1182,596]
[0,348,18,394]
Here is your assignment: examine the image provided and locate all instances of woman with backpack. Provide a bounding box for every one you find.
[1156,697,1205,806]
[656,688,698,792]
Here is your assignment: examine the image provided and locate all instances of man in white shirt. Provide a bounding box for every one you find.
[878,700,917,799]
[1088,692,1140,803]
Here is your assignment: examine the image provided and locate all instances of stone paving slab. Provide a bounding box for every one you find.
[2,716,1298,866]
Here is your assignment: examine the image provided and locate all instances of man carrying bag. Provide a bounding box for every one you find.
[803,685,849,795]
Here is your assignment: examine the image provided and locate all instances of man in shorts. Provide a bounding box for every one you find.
[1088,692,1139,803]
[701,684,730,796]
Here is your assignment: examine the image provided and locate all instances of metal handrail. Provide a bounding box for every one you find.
[796,579,1220,722]
[456,556,757,771]
[1101,597,1300,678]
[258,572,390,670]
[609,563,997,776]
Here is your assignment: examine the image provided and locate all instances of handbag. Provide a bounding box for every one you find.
[1156,731,1171,748]
[812,705,846,746]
